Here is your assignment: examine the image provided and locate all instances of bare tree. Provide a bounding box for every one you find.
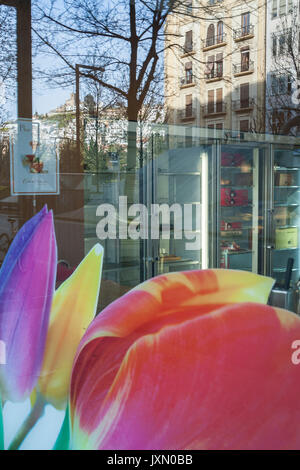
[0,4,17,125]
[266,5,300,135]
[32,0,199,167]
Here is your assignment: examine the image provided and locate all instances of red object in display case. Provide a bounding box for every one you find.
[221,188,249,206]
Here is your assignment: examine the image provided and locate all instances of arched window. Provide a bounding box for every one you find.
[217,21,224,43]
[206,24,215,47]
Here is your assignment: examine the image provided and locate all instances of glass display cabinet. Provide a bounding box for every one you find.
[270,146,300,289]
[216,143,265,274]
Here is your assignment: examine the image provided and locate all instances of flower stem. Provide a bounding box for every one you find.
[8,394,46,450]
[0,393,4,450]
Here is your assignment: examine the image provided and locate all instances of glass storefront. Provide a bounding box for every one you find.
[1,120,300,311]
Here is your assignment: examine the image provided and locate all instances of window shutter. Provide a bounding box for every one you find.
[208,90,214,113]
[240,83,249,107]
[206,24,215,47]
[216,88,223,112]
[185,30,193,51]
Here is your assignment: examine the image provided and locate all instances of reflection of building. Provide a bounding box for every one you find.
[49,93,79,115]
[265,0,300,135]
[165,0,266,134]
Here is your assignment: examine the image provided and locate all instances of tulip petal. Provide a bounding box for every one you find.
[75,270,274,355]
[71,302,300,450]
[38,244,103,410]
[0,207,57,402]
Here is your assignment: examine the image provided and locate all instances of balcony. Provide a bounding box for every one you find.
[203,102,227,117]
[232,97,255,112]
[233,25,254,41]
[179,75,195,87]
[233,60,254,76]
[205,67,223,82]
[202,33,227,51]
[182,43,194,56]
[178,108,196,122]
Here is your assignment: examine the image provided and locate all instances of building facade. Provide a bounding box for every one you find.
[265,0,300,134]
[165,0,267,135]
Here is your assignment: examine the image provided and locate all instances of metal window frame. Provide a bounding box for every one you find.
[0,0,32,119]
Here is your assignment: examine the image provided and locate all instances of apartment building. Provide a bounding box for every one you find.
[165,0,266,136]
[265,0,300,134]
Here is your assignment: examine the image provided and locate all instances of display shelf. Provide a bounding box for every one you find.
[274,186,300,189]
[274,247,298,251]
[274,167,300,171]
[272,267,298,273]
[274,203,299,207]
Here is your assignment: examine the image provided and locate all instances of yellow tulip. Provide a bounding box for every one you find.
[38,244,103,409]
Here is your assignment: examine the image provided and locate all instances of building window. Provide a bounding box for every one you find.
[279,34,285,54]
[184,30,193,53]
[272,0,278,17]
[185,94,193,117]
[208,89,215,113]
[270,74,293,95]
[206,24,215,47]
[241,12,250,36]
[216,53,223,77]
[272,36,277,56]
[240,120,249,132]
[216,123,223,130]
[217,21,224,43]
[240,82,250,108]
[186,0,193,14]
[216,88,223,112]
[279,0,286,16]
[185,61,193,84]
[241,48,250,71]
[205,55,215,79]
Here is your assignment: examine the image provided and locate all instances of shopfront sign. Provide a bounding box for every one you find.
[10,119,59,196]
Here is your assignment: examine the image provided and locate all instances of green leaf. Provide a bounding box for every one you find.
[0,392,4,450]
[53,404,70,450]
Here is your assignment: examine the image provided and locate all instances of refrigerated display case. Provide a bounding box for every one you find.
[270,145,300,289]
[215,142,266,274]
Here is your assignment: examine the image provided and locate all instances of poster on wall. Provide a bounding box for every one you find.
[10,119,59,196]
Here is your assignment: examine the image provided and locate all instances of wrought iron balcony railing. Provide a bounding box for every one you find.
[205,67,223,80]
[233,24,254,40]
[233,60,254,74]
[203,102,227,115]
[202,33,227,49]
[180,75,194,86]
[232,97,255,110]
[178,108,196,120]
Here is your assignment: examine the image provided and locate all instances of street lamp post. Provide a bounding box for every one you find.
[75,64,105,154]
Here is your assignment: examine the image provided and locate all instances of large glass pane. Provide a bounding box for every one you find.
[219,143,263,273]
[272,145,300,288]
